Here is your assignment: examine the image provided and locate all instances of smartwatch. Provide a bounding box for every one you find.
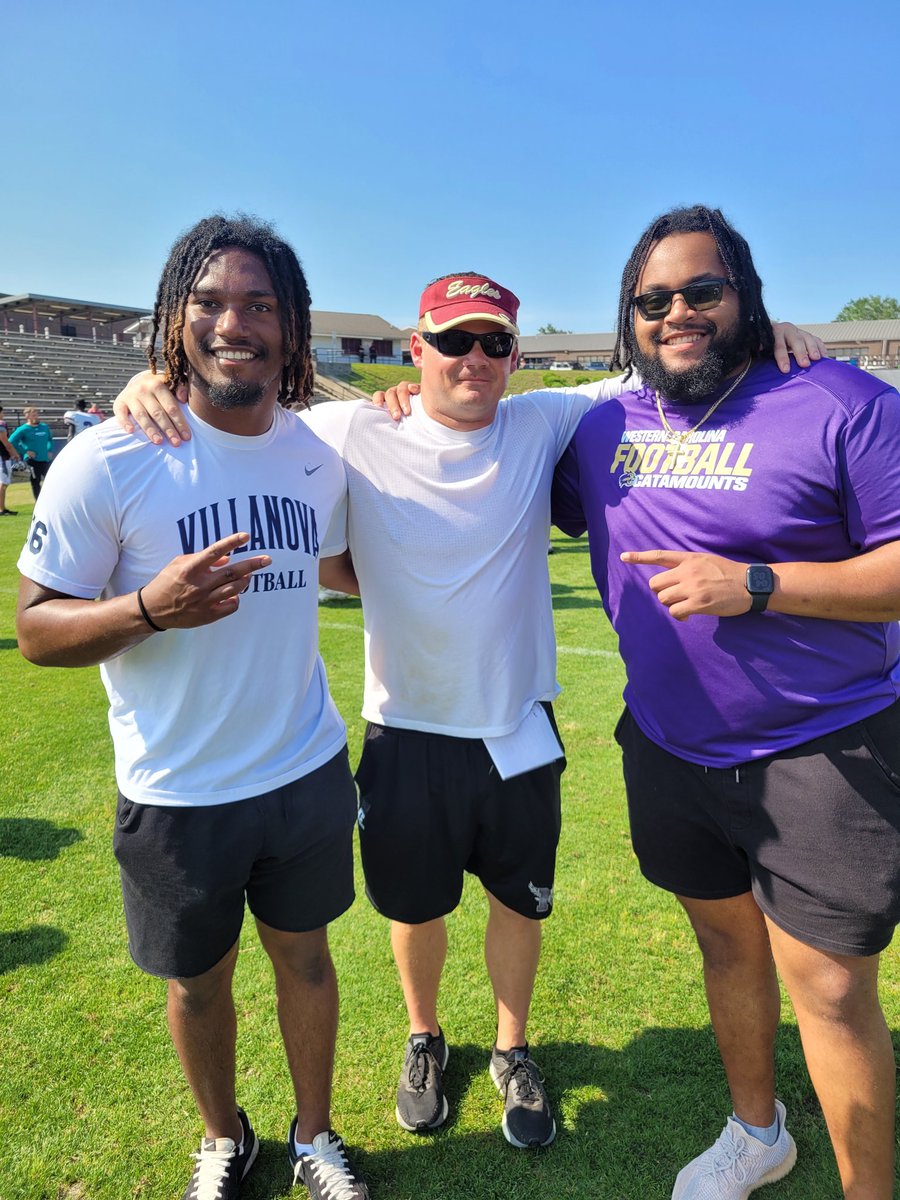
[745,564,774,613]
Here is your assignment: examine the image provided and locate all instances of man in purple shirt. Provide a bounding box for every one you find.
[553,205,900,1200]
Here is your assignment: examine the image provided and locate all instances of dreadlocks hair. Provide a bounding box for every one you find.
[610,205,775,375]
[148,213,315,408]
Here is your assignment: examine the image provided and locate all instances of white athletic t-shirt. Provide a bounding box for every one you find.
[19,404,349,806]
[304,377,625,737]
[64,410,101,434]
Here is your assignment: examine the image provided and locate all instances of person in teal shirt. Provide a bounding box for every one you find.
[10,407,55,499]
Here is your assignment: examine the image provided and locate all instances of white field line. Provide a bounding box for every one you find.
[319,619,619,659]
[558,646,619,659]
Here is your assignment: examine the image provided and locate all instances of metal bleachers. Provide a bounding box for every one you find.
[0,332,149,436]
[0,330,362,434]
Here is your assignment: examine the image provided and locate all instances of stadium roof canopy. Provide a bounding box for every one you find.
[0,292,150,327]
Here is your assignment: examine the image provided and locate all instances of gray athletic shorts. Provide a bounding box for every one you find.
[356,710,565,925]
[113,748,358,978]
[616,702,900,956]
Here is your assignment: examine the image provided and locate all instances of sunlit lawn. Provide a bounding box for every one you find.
[2,477,897,1199]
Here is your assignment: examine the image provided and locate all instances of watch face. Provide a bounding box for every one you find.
[747,565,774,593]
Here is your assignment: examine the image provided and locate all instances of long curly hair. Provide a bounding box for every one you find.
[611,205,774,375]
[148,213,315,407]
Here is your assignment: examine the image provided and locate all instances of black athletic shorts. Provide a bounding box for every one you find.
[356,710,565,925]
[113,748,358,979]
[615,702,900,956]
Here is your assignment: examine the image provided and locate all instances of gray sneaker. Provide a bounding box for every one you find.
[395,1028,449,1132]
[672,1099,797,1199]
[489,1044,556,1148]
[288,1125,370,1200]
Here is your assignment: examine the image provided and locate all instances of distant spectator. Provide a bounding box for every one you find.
[64,398,102,441]
[369,343,377,363]
[0,404,23,515]
[10,408,54,500]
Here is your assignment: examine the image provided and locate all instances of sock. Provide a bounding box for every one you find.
[733,1110,780,1146]
[294,1131,326,1157]
[205,1133,243,1152]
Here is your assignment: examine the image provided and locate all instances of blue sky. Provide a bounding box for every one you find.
[3,0,898,334]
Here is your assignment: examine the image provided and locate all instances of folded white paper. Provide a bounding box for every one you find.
[483,702,564,781]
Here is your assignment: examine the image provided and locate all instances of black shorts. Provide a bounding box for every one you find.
[113,748,358,979]
[616,703,900,956]
[356,713,565,924]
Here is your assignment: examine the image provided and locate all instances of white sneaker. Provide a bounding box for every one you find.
[672,1100,797,1199]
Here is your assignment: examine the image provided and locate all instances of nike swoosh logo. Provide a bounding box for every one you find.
[305,464,323,476]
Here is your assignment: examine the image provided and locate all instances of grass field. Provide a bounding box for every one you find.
[1,475,898,1200]
[348,363,615,398]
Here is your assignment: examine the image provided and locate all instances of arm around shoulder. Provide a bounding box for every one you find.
[319,549,360,597]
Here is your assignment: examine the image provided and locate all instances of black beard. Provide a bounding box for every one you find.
[633,319,753,404]
[193,339,270,410]
[206,379,266,410]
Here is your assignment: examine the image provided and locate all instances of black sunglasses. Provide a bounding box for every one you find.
[421,329,516,359]
[631,277,729,320]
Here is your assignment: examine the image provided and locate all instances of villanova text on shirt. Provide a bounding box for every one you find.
[177,494,321,593]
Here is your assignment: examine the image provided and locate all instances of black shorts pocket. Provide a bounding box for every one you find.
[613,706,630,746]
[115,794,142,830]
[859,702,900,792]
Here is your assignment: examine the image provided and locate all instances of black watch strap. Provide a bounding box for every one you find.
[745,564,774,613]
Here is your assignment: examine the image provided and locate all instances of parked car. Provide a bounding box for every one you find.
[549,360,573,370]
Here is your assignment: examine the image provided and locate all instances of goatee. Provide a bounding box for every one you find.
[633,320,753,404]
[206,379,266,410]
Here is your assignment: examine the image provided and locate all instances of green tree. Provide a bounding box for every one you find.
[834,295,900,321]
[538,322,571,334]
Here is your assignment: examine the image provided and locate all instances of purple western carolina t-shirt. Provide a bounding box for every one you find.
[552,357,900,767]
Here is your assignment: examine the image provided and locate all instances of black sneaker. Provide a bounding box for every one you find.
[288,1124,370,1200]
[395,1028,449,1132]
[182,1107,259,1199]
[0,509,17,515]
[489,1044,556,1148]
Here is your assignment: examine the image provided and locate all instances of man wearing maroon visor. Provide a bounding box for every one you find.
[312,273,586,1150]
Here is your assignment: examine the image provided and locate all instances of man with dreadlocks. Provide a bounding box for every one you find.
[15,215,371,1200]
[553,204,900,1200]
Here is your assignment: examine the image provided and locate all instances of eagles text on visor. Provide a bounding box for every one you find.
[419,274,520,335]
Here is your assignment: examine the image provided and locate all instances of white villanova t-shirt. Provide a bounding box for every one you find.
[19,405,348,806]
[304,378,624,739]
